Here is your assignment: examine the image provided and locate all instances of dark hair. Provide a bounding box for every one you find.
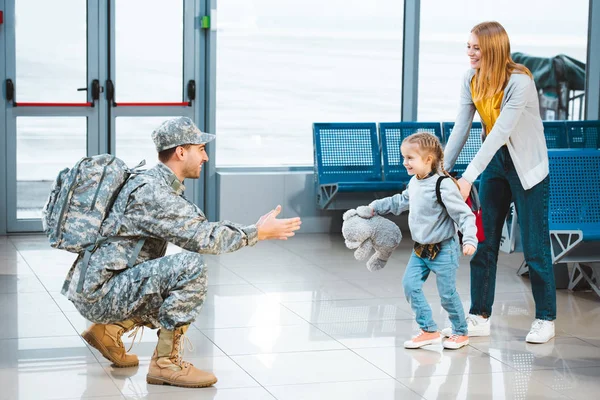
[158,144,192,163]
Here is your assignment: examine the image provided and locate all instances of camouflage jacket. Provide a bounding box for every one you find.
[62,162,258,301]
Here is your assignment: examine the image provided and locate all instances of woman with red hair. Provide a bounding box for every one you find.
[443,21,556,344]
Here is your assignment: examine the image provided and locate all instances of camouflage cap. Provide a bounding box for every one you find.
[151,117,216,152]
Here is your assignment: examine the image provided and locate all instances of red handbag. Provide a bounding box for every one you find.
[466,186,485,242]
[436,177,485,243]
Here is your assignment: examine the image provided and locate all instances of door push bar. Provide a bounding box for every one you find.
[107,79,195,107]
[5,79,100,107]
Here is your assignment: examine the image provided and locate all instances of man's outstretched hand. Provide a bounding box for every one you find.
[256,205,302,240]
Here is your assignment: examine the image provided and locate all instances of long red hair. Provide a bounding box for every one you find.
[471,21,533,101]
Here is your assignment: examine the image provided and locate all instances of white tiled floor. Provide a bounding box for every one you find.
[1,234,599,399]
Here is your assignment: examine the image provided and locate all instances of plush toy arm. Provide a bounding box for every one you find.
[345,239,361,249]
[354,240,373,260]
[364,216,402,272]
[366,255,387,272]
[374,240,399,260]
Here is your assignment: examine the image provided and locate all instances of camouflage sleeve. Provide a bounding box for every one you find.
[126,184,258,254]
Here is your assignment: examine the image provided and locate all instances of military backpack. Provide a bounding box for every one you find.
[41,154,144,253]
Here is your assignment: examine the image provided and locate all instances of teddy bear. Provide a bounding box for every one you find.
[342,206,402,271]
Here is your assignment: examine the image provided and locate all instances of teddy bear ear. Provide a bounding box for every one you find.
[356,206,374,218]
[342,209,357,221]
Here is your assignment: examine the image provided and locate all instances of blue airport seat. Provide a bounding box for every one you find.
[379,122,443,184]
[313,122,401,209]
[566,120,600,148]
[441,122,483,185]
[547,149,600,297]
[542,121,568,149]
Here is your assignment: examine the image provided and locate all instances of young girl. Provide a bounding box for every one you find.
[358,132,477,349]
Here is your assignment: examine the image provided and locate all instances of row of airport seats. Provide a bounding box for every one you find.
[313,121,600,296]
[313,120,600,210]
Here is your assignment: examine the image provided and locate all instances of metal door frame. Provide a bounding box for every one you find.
[1,0,209,233]
[1,0,8,234]
[4,0,102,232]
[107,0,205,206]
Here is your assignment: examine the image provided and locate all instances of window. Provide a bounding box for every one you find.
[115,0,184,102]
[418,0,589,121]
[16,117,87,219]
[15,0,86,102]
[216,0,404,166]
[115,117,178,169]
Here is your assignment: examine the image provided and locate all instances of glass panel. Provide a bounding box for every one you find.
[216,1,404,166]
[17,118,87,219]
[115,0,184,102]
[115,117,179,169]
[15,0,87,102]
[418,0,588,121]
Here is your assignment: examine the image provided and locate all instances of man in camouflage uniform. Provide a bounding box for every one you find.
[61,117,301,388]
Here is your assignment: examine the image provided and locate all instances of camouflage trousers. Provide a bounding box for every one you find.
[72,253,207,331]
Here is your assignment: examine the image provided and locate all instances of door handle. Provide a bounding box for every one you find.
[106,79,115,105]
[5,79,14,102]
[76,80,101,103]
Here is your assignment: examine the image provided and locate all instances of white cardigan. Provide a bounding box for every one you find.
[444,69,549,190]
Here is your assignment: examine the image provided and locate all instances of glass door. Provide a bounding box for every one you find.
[2,0,208,233]
[4,0,101,232]
[108,0,205,204]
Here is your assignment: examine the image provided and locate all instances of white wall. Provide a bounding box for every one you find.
[216,171,409,234]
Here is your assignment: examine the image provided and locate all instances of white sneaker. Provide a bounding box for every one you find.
[525,319,555,343]
[441,314,490,337]
[443,334,470,350]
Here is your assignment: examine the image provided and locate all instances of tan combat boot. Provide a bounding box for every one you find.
[146,325,218,388]
[82,319,140,368]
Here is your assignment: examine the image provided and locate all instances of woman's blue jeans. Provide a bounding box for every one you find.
[469,146,556,321]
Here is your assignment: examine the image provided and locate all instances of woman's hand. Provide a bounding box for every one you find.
[457,178,472,201]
